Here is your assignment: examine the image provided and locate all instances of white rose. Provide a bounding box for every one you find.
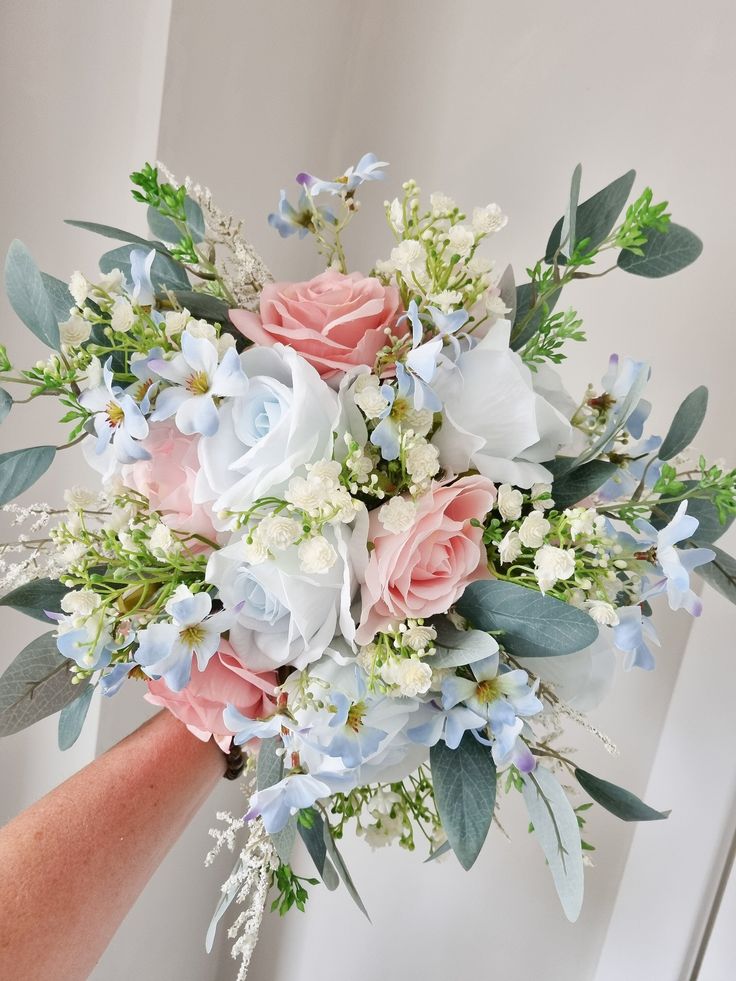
[497,529,522,564]
[405,440,440,483]
[164,308,191,338]
[497,483,523,521]
[403,407,433,437]
[471,204,508,236]
[379,496,417,534]
[258,513,302,551]
[447,224,475,258]
[68,271,89,306]
[432,321,572,488]
[531,482,554,510]
[59,313,91,348]
[110,298,136,333]
[298,535,338,574]
[518,511,550,549]
[383,658,433,697]
[534,544,576,593]
[186,318,217,342]
[586,600,620,626]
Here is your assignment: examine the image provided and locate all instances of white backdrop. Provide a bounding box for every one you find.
[1,2,735,979]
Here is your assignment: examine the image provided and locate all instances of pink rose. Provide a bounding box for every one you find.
[356,476,497,644]
[229,269,404,380]
[123,421,216,539]
[145,641,277,751]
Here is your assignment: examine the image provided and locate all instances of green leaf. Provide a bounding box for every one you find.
[147,197,205,243]
[39,273,74,323]
[658,386,708,461]
[575,767,669,821]
[0,387,11,424]
[430,733,496,870]
[546,169,636,261]
[159,290,229,323]
[0,632,81,736]
[550,460,619,509]
[0,577,68,621]
[510,283,561,350]
[58,684,95,750]
[424,839,452,863]
[322,822,370,919]
[695,545,736,605]
[559,163,582,258]
[618,223,703,278]
[99,245,189,292]
[5,240,61,350]
[651,482,734,543]
[255,737,298,864]
[456,580,599,658]
[65,219,169,254]
[522,766,584,921]
[431,621,500,669]
[297,809,339,890]
[0,445,56,506]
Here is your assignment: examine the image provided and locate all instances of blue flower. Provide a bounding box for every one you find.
[223,704,300,745]
[130,248,156,306]
[150,330,249,437]
[406,702,487,750]
[599,354,652,440]
[268,189,336,238]
[79,358,151,464]
[99,661,135,696]
[296,152,388,197]
[635,501,715,616]
[597,435,662,502]
[245,772,331,834]
[135,586,234,691]
[613,605,660,671]
[56,617,118,672]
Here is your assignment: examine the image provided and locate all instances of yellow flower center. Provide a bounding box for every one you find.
[186,371,211,395]
[475,678,504,704]
[105,401,125,427]
[346,701,367,732]
[179,624,206,648]
[391,396,411,422]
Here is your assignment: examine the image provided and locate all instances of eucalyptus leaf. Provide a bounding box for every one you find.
[0,577,68,621]
[58,683,95,750]
[256,736,298,864]
[323,823,370,919]
[424,839,452,863]
[546,169,636,262]
[694,545,736,605]
[0,632,79,736]
[158,290,229,324]
[559,163,582,258]
[651,483,734,543]
[618,223,703,278]
[147,197,205,244]
[456,580,599,658]
[496,264,516,325]
[5,240,61,349]
[430,733,496,870]
[65,219,168,253]
[206,853,244,953]
[575,767,669,821]
[550,460,619,510]
[297,810,339,890]
[658,386,708,461]
[39,273,74,323]
[522,766,584,921]
[0,387,11,424]
[0,445,56,507]
[510,283,561,350]
[431,621,500,669]
[99,245,190,292]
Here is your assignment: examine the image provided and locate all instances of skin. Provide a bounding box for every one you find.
[0,710,222,981]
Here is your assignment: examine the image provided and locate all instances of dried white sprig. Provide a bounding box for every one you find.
[157,161,273,310]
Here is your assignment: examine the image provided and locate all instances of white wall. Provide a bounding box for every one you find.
[1,1,734,979]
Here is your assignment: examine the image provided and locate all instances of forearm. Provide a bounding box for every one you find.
[0,710,223,981]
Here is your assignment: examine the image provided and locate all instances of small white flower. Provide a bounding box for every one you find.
[429,289,463,313]
[447,224,475,258]
[390,239,426,280]
[59,312,91,348]
[110,298,136,333]
[498,529,523,564]
[307,459,342,486]
[585,600,620,626]
[105,503,136,533]
[429,192,456,216]
[60,588,101,618]
[405,440,440,483]
[484,291,511,320]
[374,259,395,278]
[285,475,327,514]
[185,318,217,342]
[518,511,550,548]
[497,483,523,521]
[68,271,89,306]
[471,204,508,236]
[467,255,495,277]
[379,496,417,534]
[531,483,554,510]
[403,406,434,436]
[61,542,87,569]
[241,538,270,565]
[534,544,576,593]
[354,384,390,420]
[566,507,597,540]
[164,308,191,338]
[258,513,302,551]
[64,486,98,510]
[96,268,125,295]
[402,623,437,652]
[382,658,433,697]
[349,448,374,483]
[216,333,236,358]
[149,522,181,558]
[388,198,404,232]
[78,356,103,391]
[298,535,337,574]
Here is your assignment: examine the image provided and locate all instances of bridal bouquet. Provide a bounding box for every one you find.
[1,153,734,976]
